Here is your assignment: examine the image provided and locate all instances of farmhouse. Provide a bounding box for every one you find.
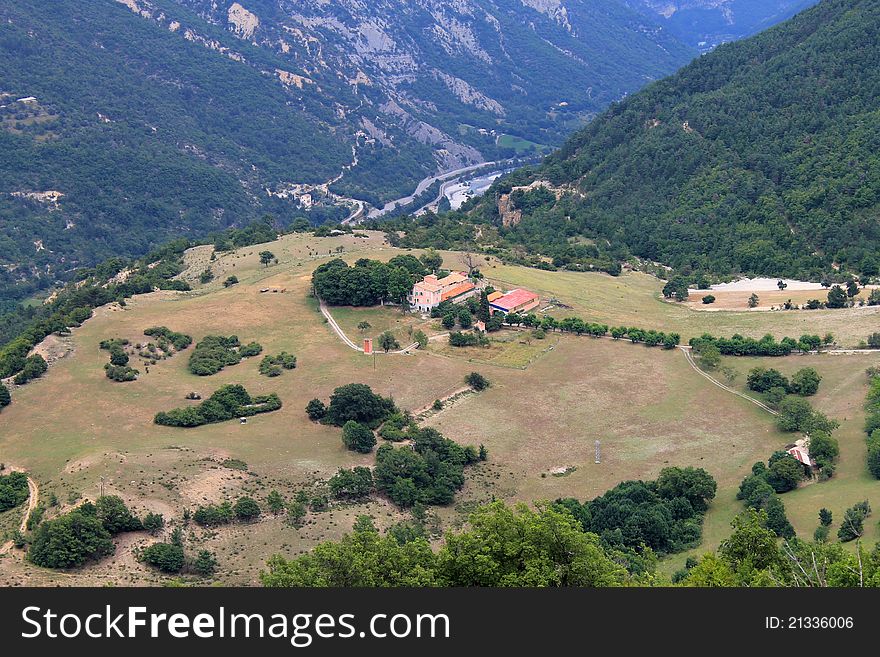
[408,272,477,312]
[489,288,541,315]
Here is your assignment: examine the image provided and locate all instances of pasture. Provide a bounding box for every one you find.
[1,232,878,584]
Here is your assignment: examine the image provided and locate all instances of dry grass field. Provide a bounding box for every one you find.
[1,232,878,585]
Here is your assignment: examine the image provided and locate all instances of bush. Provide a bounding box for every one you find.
[306,398,327,421]
[233,496,261,521]
[465,372,490,391]
[194,550,219,576]
[702,295,715,304]
[143,327,193,351]
[449,331,489,347]
[104,363,139,382]
[0,382,10,409]
[259,352,297,377]
[239,342,263,358]
[223,276,239,288]
[342,421,377,454]
[143,512,165,534]
[141,542,185,573]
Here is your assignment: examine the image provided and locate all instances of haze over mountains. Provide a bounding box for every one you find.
[0,0,821,301]
[623,1,819,49]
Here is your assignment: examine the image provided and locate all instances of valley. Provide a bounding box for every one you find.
[2,232,877,585]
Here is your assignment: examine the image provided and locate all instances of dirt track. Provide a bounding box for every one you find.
[0,469,39,555]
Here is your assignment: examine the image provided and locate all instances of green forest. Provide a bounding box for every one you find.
[452,0,880,280]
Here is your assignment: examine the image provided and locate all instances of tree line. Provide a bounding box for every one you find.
[260,498,880,588]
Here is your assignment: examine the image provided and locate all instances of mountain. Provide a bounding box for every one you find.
[0,0,694,302]
[622,1,819,50]
[465,0,880,279]
[164,0,695,196]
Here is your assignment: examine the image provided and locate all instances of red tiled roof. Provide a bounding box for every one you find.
[490,289,539,311]
[441,281,475,301]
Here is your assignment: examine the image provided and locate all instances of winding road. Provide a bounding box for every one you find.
[319,300,418,354]
[363,160,508,221]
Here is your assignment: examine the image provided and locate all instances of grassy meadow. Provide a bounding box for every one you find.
[1,232,877,584]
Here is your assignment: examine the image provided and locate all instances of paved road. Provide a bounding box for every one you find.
[365,161,503,220]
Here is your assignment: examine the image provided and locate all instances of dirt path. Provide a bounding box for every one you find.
[679,346,778,416]
[411,385,472,417]
[0,470,39,555]
[318,300,418,354]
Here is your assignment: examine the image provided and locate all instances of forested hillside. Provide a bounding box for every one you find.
[0,0,354,302]
[463,0,880,280]
[0,0,697,302]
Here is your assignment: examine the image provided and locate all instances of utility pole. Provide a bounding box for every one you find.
[595,440,601,465]
[100,475,105,498]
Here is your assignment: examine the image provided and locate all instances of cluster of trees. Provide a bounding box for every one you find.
[329,467,375,501]
[188,335,262,376]
[0,381,10,411]
[0,471,29,512]
[449,331,490,347]
[747,366,822,397]
[691,332,827,357]
[775,397,839,438]
[143,326,193,352]
[192,497,263,528]
[736,456,804,539]
[373,426,484,508]
[307,383,397,429]
[139,537,218,577]
[154,384,281,428]
[27,496,143,569]
[259,352,297,377]
[865,369,880,479]
[212,217,279,253]
[838,501,872,543]
[311,256,427,307]
[10,353,47,386]
[311,381,484,509]
[555,467,716,557]
[100,338,138,382]
[262,502,633,587]
[262,498,880,588]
